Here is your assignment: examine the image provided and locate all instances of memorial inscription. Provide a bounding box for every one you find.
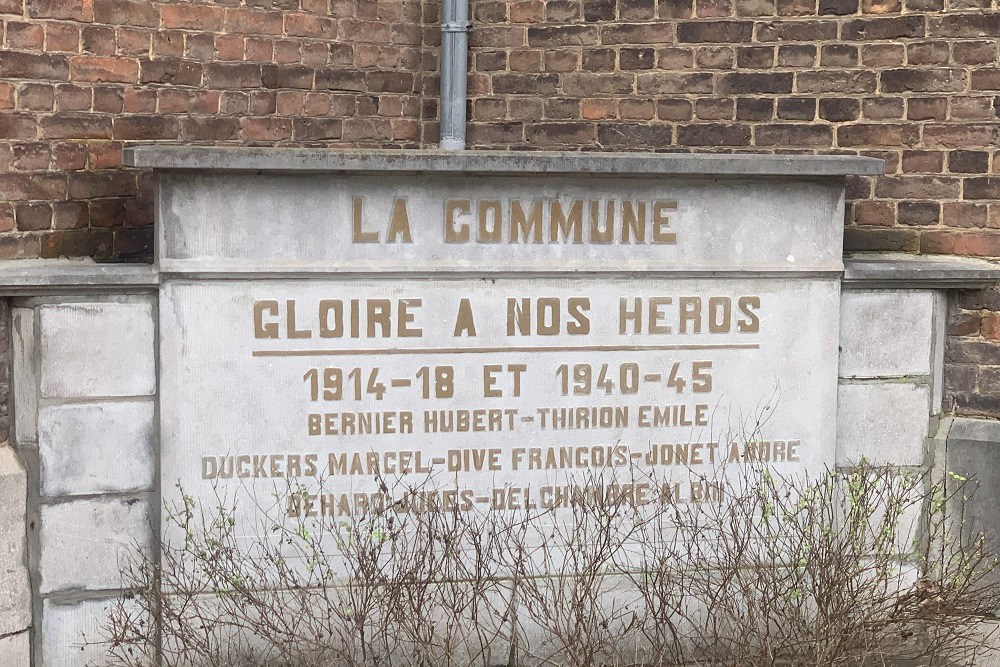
[127,149,889,556]
[154,161,857,537]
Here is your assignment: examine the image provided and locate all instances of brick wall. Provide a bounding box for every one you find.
[0,0,437,261]
[467,0,1000,256]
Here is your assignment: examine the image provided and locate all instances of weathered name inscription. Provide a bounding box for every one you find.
[161,276,837,521]
[154,161,849,535]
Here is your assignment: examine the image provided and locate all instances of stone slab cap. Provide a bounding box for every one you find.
[0,258,157,295]
[948,417,1000,445]
[123,147,884,177]
[844,253,1000,289]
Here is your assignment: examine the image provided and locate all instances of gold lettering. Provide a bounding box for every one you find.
[511,199,543,243]
[352,197,378,243]
[286,300,311,339]
[387,198,413,243]
[253,300,279,338]
[453,298,477,337]
[550,199,583,243]
[622,201,646,244]
[652,200,677,244]
[477,199,503,243]
[444,199,471,243]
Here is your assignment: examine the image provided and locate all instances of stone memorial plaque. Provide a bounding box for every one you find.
[161,277,838,522]
[143,149,881,551]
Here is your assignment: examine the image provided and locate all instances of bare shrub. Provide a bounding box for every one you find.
[96,459,1000,667]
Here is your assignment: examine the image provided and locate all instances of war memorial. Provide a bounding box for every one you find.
[0,145,991,665]
[6,0,1000,664]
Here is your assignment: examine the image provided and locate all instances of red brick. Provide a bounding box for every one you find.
[924,124,1000,148]
[718,71,792,94]
[528,25,600,46]
[8,23,45,50]
[139,59,203,86]
[838,123,918,147]
[39,113,111,138]
[41,229,113,260]
[874,175,960,199]
[284,13,337,38]
[852,200,894,226]
[241,117,292,141]
[756,123,831,146]
[45,24,81,53]
[601,22,674,44]
[113,115,181,139]
[292,117,343,141]
[510,1,545,22]
[0,173,66,201]
[52,140,87,169]
[943,202,989,228]
[29,0,94,21]
[0,51,69,80]
[901,150,944,173]
[842,16,925,40]
[755,19,837,40]
[922,231,1000,257]
[526,121,598,145]
[658,98,694,120]
[844,227,919,252]
[637,72,713,94]
[226,8,284,35]
[949,311,981,337]
[677,123,750,145]
[15,203,52,231]
[0,114,39,139]
[67,171,134,198]
[928,14,1000,38]
[676,20,753,42]
[797,70,876,93]
[70,56,139,83]
[881,68,966,93]
[93,0,158,26]
[162,4,225,30]
[897,200,939,226]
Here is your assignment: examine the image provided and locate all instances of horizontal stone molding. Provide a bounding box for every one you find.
[123,147,885,177]
[843,253,1000,290]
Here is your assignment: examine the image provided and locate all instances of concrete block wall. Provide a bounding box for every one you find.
[837,288,946,468]
[11,297,157,667]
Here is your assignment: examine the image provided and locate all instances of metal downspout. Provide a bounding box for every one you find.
[439,0,471,151]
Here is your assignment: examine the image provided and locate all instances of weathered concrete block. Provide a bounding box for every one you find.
[836,382,930,466]
[0,630,29,665]
[38,302,155,399]
[41,597,125,667]
[38,401,154,497]
[946,417,1000,579]
[12,308,37,445]
[839,290,935,378]
[0,447,30,637]
[39,497,152,594]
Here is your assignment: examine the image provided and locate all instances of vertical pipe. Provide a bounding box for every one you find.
[439,0,470,151]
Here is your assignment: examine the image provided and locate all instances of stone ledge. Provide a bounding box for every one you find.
[0,259,157,295]
[123,147,884,177]
[844,253,1000,290]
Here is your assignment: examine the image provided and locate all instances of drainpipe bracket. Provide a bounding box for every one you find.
[441,21,473,32]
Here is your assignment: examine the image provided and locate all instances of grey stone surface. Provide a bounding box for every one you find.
[12,308,36,445]
[124,146,884,176]
[38,401,155,497]
[836,383,930,466]
[0,259,156,296]
[41,598,123,667]
[947,417,1000,570]
[0,631,30,666]
[157,173,846,273]
[38,301,155,399]
[39,497,152,594]
[839,290,935,378]
[844,253,1000,289]
[0,448,30,637]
